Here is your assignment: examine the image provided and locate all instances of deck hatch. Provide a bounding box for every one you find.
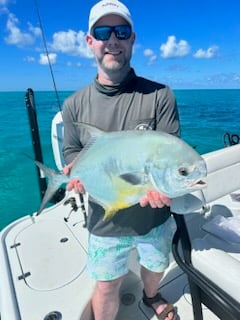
[14,219,87,291]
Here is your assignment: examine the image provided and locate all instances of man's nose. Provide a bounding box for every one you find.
[107,31,119,42]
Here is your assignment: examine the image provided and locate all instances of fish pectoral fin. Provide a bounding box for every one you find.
[119,172,149,185]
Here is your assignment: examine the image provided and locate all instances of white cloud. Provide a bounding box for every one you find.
[0,0,9,6]
[0,0,9,14]
[66,61,82,68]
[4,13,40,46]
[3,9,92,61]
[144,48,157,64]
[160,35,191,58]
[39,53,57,65]
[51,29,93,58]
[28,23,42,37]
[206,73,240,85]
[193,45,219,58]
[144,49,154,57]
[24,56,35,63]
[233,74,240,82]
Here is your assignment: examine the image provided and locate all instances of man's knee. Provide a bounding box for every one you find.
[95,277,124,296]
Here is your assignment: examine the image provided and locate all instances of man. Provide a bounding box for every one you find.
[63,1,179,319]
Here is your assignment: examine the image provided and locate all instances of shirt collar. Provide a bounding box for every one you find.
[94,68,137,95]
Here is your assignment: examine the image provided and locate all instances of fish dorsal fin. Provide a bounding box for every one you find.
[73,122,106,140]
[74,122,106,155]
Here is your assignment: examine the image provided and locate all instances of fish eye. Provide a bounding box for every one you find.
[178,167,188,176]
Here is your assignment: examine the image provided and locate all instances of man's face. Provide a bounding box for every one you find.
[87,14,135,73]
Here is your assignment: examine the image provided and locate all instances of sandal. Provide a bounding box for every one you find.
[142,290,177,320]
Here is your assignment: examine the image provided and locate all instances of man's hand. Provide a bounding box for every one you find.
[63,163,85,193]
[140,190,172,208]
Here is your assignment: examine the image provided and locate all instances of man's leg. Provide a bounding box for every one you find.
[141,265,164,297]
[141,266,175,320]
[87,233,132,320]
[91,277,124,320]
[137,219,177,319]
[80,299,94,320]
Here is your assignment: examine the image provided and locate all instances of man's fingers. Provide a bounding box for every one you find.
[139,196,148,207]
[66,178,81,192]
[63,162,74,176]
[63,163,85,193]
[139,190,172,208]
[62,167,69,175]
[66,180,75,191]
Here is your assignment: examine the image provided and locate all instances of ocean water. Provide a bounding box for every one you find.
[0,89,239,230]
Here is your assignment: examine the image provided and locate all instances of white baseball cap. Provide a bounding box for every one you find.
[88,0,133,32]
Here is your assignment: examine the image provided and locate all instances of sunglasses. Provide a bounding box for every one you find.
[92,25,132,41]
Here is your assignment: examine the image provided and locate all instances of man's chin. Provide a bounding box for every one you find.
[103,61,123,72]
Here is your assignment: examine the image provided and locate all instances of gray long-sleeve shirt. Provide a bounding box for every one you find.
[62,69,180,236]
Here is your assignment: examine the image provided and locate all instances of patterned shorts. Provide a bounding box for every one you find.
[87,217,176,281]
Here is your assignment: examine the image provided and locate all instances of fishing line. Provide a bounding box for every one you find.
[34,0,62,112]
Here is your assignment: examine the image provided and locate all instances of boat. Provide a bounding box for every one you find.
[0,89,239,320]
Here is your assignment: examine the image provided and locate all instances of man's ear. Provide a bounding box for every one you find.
[131,32,136,45]
[86,34,93,47]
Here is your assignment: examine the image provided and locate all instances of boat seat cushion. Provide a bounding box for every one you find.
[191,233,240,302]
[202,215,240,243]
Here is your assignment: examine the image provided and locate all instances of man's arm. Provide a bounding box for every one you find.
[140,87,178,208]
[62,101,83,165]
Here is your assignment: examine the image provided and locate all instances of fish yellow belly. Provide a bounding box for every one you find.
[102,175,152,220]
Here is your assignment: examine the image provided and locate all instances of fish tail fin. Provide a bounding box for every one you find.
[35,161,67,215]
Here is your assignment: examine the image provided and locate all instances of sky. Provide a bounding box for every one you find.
[0,0,240,91]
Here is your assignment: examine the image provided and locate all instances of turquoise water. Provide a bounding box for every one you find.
[0,89,239,230]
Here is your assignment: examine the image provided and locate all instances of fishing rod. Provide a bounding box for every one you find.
[24,1,64,203]
[26,1,87,224]
[34,0,62,112]
[25,88,48,200]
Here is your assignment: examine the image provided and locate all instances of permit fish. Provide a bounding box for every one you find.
[36,123,207,220]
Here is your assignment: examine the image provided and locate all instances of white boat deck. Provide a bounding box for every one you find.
[0,190,226,320]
